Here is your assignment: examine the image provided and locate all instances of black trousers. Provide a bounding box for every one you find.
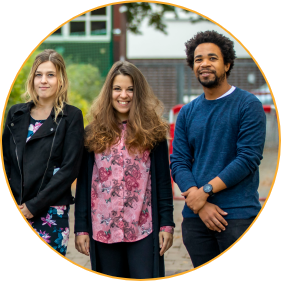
[182,217,255,268]
[95,233,154,279]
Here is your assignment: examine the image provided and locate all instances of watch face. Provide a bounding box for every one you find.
[203,184,213,193]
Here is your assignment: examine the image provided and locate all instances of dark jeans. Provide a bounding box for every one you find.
[182,216,255,268]
[95,233,154,279]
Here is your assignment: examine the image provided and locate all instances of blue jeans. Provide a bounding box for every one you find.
[182,216,255,267]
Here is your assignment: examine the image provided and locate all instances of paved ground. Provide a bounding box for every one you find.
[65,147,278,276]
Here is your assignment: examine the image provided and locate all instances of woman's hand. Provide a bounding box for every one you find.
[19,203,34,219]
[159,232,173,256]
[75,235,90,256]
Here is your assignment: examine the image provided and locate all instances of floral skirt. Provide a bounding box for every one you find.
[28,205,70,256]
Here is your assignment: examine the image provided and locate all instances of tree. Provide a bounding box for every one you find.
[122,3,210,35]
[67,63,104,123]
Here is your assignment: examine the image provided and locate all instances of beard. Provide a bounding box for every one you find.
[197,69,226,88]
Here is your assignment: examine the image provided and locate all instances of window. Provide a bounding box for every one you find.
[91,21,106,35]
[91,7,106,15]
[70,22,85,36]
[47,6,111,42]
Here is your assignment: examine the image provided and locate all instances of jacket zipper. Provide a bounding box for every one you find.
[37,118,62,195]
[8,126,23,204]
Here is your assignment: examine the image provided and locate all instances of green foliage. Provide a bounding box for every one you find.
[123,3,210,35]
[67,63,104,124]
[67,63,104,103]
[68,91,90,124]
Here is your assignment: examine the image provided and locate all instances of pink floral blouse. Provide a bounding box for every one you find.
[76,122,173,243]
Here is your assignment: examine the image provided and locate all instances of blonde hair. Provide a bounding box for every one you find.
[85,61,169,154]
[24,49,69,120]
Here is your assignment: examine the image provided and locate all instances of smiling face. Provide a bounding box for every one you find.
[112,74,134,121]
[193,43,230,88]
[33,61,58,103]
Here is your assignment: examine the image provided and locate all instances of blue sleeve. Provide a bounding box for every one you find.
[170,108,198,192]
[218,100,266,187]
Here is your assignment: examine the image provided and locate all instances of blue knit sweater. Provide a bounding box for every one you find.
[170,87,266,219]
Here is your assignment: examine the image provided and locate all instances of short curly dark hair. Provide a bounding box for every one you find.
[185,30,237,77]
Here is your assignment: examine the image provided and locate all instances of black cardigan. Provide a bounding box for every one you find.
[74,140,175,277]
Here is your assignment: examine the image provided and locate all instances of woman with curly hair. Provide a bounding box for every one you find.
[74,61,174,278]
[2,49,84,255]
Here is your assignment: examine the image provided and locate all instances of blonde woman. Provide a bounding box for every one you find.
[2,49,84,255]
[75,61,174,278]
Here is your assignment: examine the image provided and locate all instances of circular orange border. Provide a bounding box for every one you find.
[1,1,280,280]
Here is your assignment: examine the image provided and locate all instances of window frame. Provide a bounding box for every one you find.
[46,6,111,42]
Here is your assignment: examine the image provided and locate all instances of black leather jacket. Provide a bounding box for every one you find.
[2,102,84,217]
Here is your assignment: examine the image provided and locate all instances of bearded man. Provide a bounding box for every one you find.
[170,30,266,267]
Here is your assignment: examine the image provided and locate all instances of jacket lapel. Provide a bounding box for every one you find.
[7,102,63,168]
[27,114,57,142]
[25,106,66,142]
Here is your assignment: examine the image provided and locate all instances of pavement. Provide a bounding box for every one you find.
[65,147,278,277]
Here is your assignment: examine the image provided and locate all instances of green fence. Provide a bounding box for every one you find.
[40,42,113,77]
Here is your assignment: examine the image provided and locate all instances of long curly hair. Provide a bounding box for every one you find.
[85,61,169,154]
[24,49,69,120]
[185,30,237,77]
